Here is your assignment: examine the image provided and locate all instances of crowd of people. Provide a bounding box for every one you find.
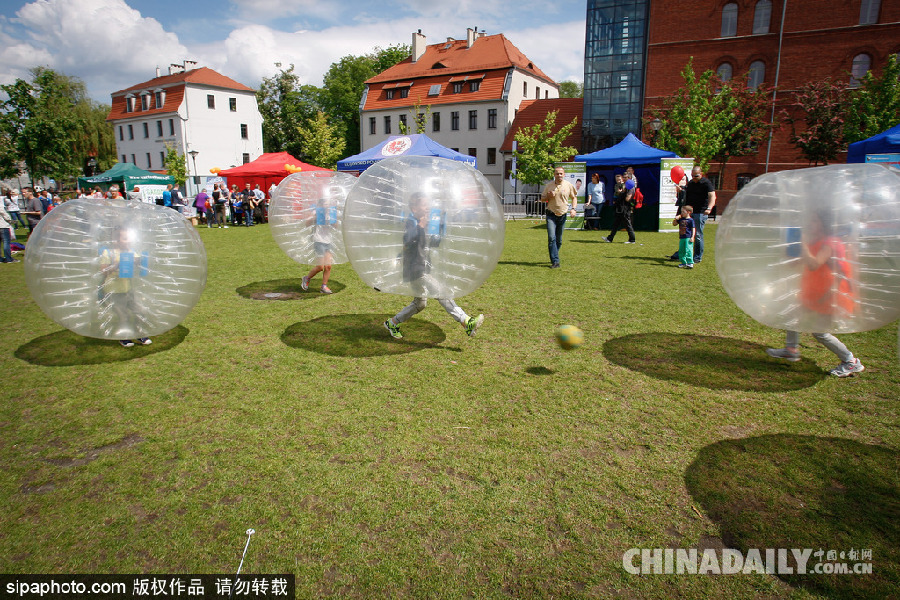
[193,183,268,228]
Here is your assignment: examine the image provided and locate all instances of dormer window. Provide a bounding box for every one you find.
[154,89,165,108]
[453,82,463,93]
[386,89,395,99]
[470,80,480,92]
[125,95,135,113]
[140,94,149,111]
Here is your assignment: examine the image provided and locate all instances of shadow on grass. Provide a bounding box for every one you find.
[526,366,555,375]
[282,314,456,357]
[498,260,550,268]
[15,326,189,367]
[616,255,674,266]
[236,278,346,300]
[686,434,899,599]
[603,333,824,392]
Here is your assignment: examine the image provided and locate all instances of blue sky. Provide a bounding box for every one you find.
[0,0,586,103]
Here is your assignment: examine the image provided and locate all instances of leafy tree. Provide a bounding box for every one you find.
[650,58,772,176]
[511,110,578,186]
[296,111,345,169]
[559,81,583,98]
[0,67,79,188]
[398,97,432,134]
[163,144,187,186]
[786,79,848,165]
[320,44,410,156]
[844,53,900,144]
[256,64,322,159]
[73,100,117,173]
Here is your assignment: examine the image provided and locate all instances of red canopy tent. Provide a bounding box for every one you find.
[217,152,330,191]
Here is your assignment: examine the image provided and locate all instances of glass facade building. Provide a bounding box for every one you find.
[582,0,651,153]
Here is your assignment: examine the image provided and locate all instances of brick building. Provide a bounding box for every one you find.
[644,0,900,190]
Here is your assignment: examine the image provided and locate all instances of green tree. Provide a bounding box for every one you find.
[715,79,772,185]
[844,53,900,144]
[163,144,187,186]
[559,81,583,98]
[0,67,80,188]
[786,79,848,165]
[257,64,322,159]
[296,111,346,169]
[398,97,432,134]
[73,100,117,173]
[511,110,578,186]
[319,44,410,156]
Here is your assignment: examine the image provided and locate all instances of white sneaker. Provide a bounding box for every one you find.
[829,358,865,378]
[301,276,309,291]
[766,347,801,362]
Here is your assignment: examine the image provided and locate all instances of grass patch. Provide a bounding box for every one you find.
[0,220,897,598]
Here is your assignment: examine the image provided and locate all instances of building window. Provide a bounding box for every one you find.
[721,3,738,37]
[386,89,395,99]
[400,88,409,99]
[399,114,407,131]
[160,151,165,167]
[753,0,772,34]
[453,82,463,94]
[416,112,426,131]
[428,84,441,96]
[736,174,755,190]
[535,86,540,99]
[469,80,480,92]
[126,96,134,113]
[168,119,175,136]
[155,91,163,108]
[146,153,152,169]
[156,120,163,137]
[488,109,497,129]
[242,153,250,164]
[487,147,497,165]
[141,94,149,111]
[468,110,477,130]
[207,94,215,109]
[369,117,376,135]
[229,97,236,112]
[523,82,527,96]
[240,124,248,139]
[121,154,126,163]
[118,126,124,141]
[468,148,477,159]
[128,124,134,140]
[451,111,459,131]
[384,116,391,134]
[707,172,720,189]
[142,122,149,138]
[860,0,881,24]
[432,112,440,132]
[717,62,733,82]
[747,60,765,89]
[850,53,872,87]
[131,154,136,165]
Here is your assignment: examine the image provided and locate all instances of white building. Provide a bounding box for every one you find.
[360,29,559,193]
[108,62,263,195]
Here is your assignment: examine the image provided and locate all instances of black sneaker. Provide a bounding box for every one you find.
[119,340,135,347]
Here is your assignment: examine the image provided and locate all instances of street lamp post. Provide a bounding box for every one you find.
[649,118,663,147]
[188,150,199,196]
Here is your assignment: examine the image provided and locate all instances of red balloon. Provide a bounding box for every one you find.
[670,165,685,184]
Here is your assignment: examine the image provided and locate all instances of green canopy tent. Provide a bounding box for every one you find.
[78,163,175,202]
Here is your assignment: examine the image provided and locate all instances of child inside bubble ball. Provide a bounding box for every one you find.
[383,192,483,339]
[765,212,862,377]
[301,193,338,294]
[99,228,151,348]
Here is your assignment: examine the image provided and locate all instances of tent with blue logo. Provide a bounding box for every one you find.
[337,135,477,174]
[846,122,900,164]
[575,133,679,232]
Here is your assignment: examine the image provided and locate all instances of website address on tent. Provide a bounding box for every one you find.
[622,548,873,575]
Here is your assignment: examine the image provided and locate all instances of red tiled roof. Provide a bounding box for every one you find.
[363,33,557,111]
[107,67,254,122]
[500,98,583,154]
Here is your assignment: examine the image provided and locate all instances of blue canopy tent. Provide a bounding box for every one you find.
[575,133,678,232]
[337,134,476,173]
[846,122,900,164]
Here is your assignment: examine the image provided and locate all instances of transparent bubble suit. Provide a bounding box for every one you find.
[716,163,900,333]
[269,171,356,265]
[342,156,505,299]
[25,199,207,340]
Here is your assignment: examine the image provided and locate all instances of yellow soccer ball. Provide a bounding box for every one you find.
[555,325,584,350]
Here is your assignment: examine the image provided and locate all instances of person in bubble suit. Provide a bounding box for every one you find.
[301,190,340,295]
[99,227,151,348]
[383,192,483,339]
[765,212,863,377]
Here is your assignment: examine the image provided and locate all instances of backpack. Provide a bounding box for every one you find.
[633,187,644,209]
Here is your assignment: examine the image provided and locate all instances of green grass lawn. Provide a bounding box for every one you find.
[1,219,897,599]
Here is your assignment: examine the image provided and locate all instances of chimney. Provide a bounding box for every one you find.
[156,66,160,78]
[184,60,197,70]
[169,63,185,75]
[467,27,476,48]
[412,30,426,63]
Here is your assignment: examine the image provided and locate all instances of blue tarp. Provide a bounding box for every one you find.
[846,122,900,163]
[337,134,477,173]
[575,133,677,166]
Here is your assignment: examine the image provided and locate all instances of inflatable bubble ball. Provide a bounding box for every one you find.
[342,156,505,299]
[555,324,584,350]
[269,171,357,266]
[716,163,900,334]
[25,199,207,340]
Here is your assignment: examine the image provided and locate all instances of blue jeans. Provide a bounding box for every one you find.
[0,227,11,262]
[691,213,708,262]
[546,211,567,265]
